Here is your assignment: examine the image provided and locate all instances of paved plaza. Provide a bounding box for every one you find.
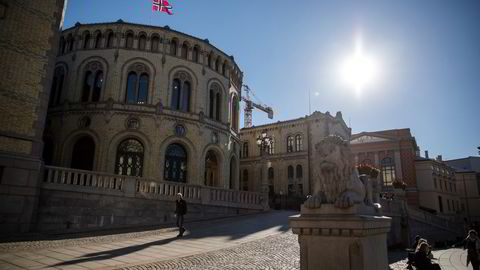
[0,211,472,270]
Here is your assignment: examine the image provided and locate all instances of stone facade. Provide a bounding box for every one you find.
[350,129,419,206]
[45,21,243,189]
[239,111,351,206]
[0,0,66,233]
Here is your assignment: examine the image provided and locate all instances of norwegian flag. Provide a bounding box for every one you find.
[152,0,173,15]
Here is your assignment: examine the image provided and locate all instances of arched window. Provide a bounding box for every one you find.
[138,34,146,50]
[170,39,178,55]
[106,32,114,48]
[49,66,65,107]
[288,165,294,179]
[94,32,102,48]
[115,139,144,177]
[126,71,149,104]
[151,36,159,52]
[242,169,249,191]
[165,143,187,182]
[126,32,134,49]
[381,157,395,186]
[296,165,303,178]
[215,57,220,72]
[209,84,222,121]
[268,138,275,155]
[83,32,90,49]
[231,95,238,130]
[71,136,95,171]
[287,136,294,153]
[81,62,104,102]
[215,92,221,121]
[192,46,199,62]
[209,90,215,119]
[268,167,274,180]
[295,135,303,151]
[92,71,103,102]
[181,42,188,59]
[243,142,249,158]
[171,72,192,112]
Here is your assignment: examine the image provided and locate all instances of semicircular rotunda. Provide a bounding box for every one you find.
[44,20,243,189]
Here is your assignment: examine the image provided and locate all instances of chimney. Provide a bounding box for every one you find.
[425,150,429,159]
[415,146,420,157]
[437,155,442,161]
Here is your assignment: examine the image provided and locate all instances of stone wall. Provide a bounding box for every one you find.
[0,0,66,233]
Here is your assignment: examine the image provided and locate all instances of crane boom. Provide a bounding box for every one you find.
[241,85,273,128]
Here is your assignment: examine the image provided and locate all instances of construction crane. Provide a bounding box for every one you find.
[241,84,273,128]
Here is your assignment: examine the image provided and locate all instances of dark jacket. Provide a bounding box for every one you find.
[176,199,187,215]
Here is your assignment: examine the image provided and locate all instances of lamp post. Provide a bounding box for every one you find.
[256,130,272,209]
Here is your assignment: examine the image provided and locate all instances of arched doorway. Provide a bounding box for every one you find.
[205,150,218,187]
[42,137,54,166]
[71,136,95,170]
[164,143,187,182]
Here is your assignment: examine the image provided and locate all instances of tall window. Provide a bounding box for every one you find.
[381,157,395,186]
[438,196,443,213]
[288,165,294,179]
[170,39,178,55]
[115,139,144,177]
[209,84,222,121]
[67,35,74,52]
[171,72,192,112]
[138,34,146,50]
[229,157,236,189]
[295,135,303,151]
[215,57,220,72]
[296,165,303,178]
[242,169,249,191]
[231,95,238,130]
[243,142,249,158]
[106,32,114,48]
[192,46,199,62]
[287,136,294,153]
[268,138,275,155]
[126,32,134,49]
[49,66,65,107]
[94,32,102,48]
[205,150,218,187]
[222,61,227,76]
[208,52,213,68]
[151,36,160,52]
[59,37,66,54]
[165,143,187,182]
[181,42,188,59]
[83,32,90,49]
[126,71,149,104]
[81,63,104,102]
[71,136,95,171]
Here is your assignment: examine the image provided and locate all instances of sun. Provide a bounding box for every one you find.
[340,39,379,95]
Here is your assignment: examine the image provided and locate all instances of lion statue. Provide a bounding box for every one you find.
[304,135,367,209]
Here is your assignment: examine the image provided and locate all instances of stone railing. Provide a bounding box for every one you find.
[43,166,264,210]
[406,206,463,234]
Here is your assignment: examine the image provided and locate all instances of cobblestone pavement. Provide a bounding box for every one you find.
[0,211,471,270]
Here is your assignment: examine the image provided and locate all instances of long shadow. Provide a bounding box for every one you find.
[53,210,295,267]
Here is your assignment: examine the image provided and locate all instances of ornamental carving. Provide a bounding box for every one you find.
[86,61,101,71]
[128,63,147,73]
[174,71,192,82]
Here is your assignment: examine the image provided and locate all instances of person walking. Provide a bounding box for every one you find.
[175,193,187,237]
[465,230,480,270]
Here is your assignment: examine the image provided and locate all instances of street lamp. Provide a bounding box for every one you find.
[256,130,272,205]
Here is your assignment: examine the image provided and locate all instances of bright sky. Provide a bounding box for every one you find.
[63,0,480,160]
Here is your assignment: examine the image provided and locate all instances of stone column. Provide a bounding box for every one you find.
[289,205,391,270]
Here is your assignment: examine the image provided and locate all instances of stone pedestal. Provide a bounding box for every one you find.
[289,205,391,270]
